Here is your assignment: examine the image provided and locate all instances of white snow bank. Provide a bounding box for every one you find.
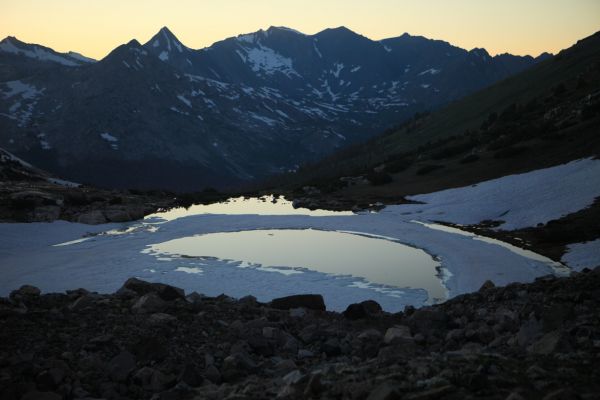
[562,239,600,271]
[401,158,600,230]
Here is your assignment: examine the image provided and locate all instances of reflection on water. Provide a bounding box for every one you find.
[145,195,353,222]
[146,228,446,302]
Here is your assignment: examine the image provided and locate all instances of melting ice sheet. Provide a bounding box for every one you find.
[3,159,599,311]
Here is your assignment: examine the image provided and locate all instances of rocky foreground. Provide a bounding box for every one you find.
[1,270,599,400]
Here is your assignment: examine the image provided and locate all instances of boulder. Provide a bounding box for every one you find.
[343,300,382,319]
[384,325,413,345]
[21,391,62,400]
[132,293,167,314]
[77,210,107,225]
[68,294,97,311]
[409,308,449,334]
[33,205,61,222]
[178,363,204,387]
[367,382,401,400]
[120,277,185,300]
[9,285,41,301]
[185,291,205,304]
[133,367,175,392]
[270,294,325,311]
[528,331,565,355]
[148,313,177,325]
[479,280,495,291]
[108,351,136,382]
[204,365,221,384]
[104,207,131,222]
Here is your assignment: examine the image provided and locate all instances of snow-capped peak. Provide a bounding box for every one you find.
[144,27,190,63]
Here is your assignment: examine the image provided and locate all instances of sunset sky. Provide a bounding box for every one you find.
[1,0,599,60]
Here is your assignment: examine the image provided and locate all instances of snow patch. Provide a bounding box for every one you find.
[562,239,600,271]
[331,63,344,78]
[100,132,119,150]
[239,45,300,78]
[313,41,322,58]
[418,68,441,76]
[249,112,278,126]
[177,94,192,108]
[401,158,600,230]
[0,38,80,66]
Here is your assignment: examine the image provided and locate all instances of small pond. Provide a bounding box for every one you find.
[146,228,447,302]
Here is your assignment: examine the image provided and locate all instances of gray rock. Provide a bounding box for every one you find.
[148,313,177,325]
[77,210,107,224]
[358,329,383,341]
[270,294,325,311]
[179,364,204,387]
[304,372,325,397]
[108,351,136,382]
[517,317,542,347]
[121,277,185,300]
[221,351,257,381]
[282,369,304,385]
[104,207,131,222]
[132,293,167,314]
[69,294,96,311]
[384,325,412,344]
[297,349,314,359]
[479,280,496,291]
[528,331,563,355]
[274,359,297,373]
[33,205,61,222]
[185,291,205,304]
[133,366,174,391]
[289,307,307,318]
[366,382,401,400]
[21,391,62,400]
[505,392,526,400]
[9,284,41,300]
[343,300,383,319]
[204,364,221,384]
[409,308,449,333]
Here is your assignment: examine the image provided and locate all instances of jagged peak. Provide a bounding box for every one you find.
[1,35,19,44]
[469,47,491,60]
[127,39,142,47]
[145,26,188,54]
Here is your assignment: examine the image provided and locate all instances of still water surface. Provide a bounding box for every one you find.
[147,228,447,302]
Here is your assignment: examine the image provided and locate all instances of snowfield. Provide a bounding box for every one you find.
[1,159,599,311]
[562,239,600,271]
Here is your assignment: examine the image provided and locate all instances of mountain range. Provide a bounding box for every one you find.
[0,26,549,190]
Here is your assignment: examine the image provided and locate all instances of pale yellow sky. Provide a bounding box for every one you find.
[1,0,599,60]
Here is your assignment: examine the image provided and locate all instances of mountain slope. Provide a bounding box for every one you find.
[0,26,542,191]
[275,30,600,195]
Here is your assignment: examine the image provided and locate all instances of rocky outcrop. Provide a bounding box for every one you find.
[1,268,599,399]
